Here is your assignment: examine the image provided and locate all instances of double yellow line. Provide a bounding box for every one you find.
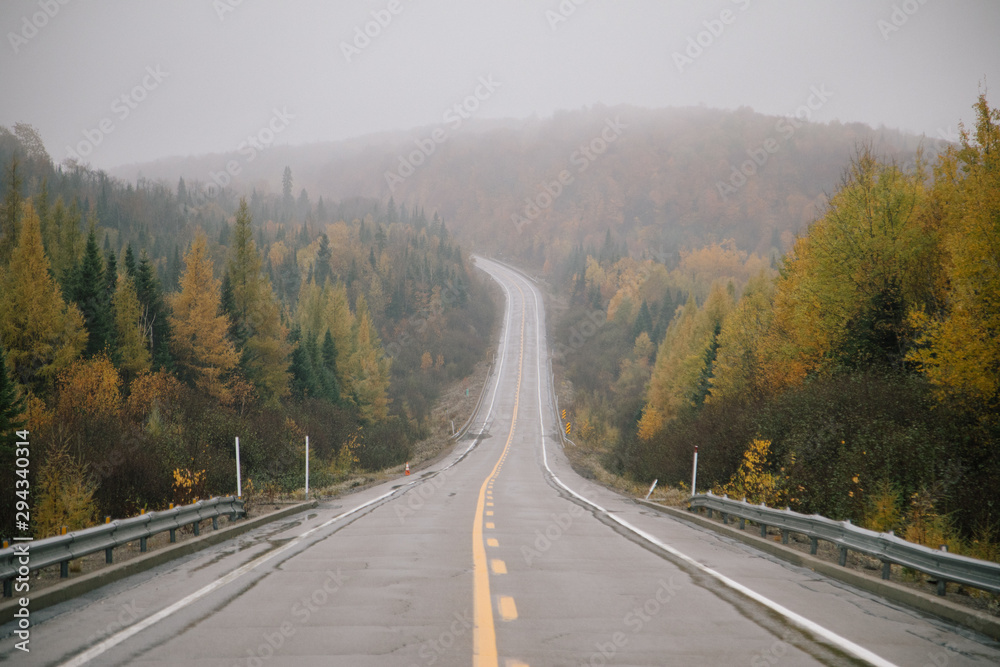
[472,285,525,667]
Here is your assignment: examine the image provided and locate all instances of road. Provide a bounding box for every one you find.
[3,256,1000,666]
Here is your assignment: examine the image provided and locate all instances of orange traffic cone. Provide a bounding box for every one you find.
[405,462,410,476]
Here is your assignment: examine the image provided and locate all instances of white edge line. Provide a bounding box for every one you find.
[482,258,898,667]
[63,262,515,667]
[59,485,406,667]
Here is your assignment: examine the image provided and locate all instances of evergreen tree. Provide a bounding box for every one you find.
[135,250,173,370]
[104,249,118,301]
[288,326,319,399]
[123,243,137,278]
[72,225,112,357]
[315,233,332,286]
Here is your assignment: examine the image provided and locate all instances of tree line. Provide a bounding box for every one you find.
[555,94,1000,557]
[0,127,495,535]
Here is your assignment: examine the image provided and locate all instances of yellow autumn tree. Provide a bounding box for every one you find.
[169,233,239,401]
[0,200,85,393]
[112,274,151,380]
[709,271,779,403]
[33,446,100,538]
[295,278,356,394]
[348,294,391,422]
[909,94,1000,405]
[771,146,933,376]
[638,282,733,439]
[225,199,291,403]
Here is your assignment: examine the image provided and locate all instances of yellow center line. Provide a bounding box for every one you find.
[472,296,526,667]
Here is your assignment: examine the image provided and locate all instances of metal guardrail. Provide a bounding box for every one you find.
[451,361,494,442]
[688,492,1000,596]
[1,496,245,596]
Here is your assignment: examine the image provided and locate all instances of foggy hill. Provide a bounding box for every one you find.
[112,105,936,264]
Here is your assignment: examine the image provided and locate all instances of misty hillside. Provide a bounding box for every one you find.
[114,105,937,266]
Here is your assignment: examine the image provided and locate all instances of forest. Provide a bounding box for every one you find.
[552,94,1000,560]
[0,125,495,536]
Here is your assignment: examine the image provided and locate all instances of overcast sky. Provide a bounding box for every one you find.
[2,0,997,170]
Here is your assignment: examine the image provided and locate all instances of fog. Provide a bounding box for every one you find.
[1,0,997,169]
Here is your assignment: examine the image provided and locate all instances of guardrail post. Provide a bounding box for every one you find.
[212,516,218,531]
[3,578,11,597]
[881,561,891,580]
[721,512,729,525]
[759,523,767,538]
[140,537,147,552]
[192,521,200,536]
[937,545,948,595]
[170,528,176,543]
[838,546,848,566]
[106,547,113,564]
[707,508,713,519]
[60,560,69,578]
[738,518,746,530]
[809,537,818,555]
[780,529,789,545]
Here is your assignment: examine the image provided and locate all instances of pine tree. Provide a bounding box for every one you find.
[123,243,137,278]
[135,251,173,370]
[58,200,83,284]
[169,233,238,400]
[288,326,319,399]
[315,233,332,286]
[225,198,290,402]
[72,225,112,356]
[0,201,86,394]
